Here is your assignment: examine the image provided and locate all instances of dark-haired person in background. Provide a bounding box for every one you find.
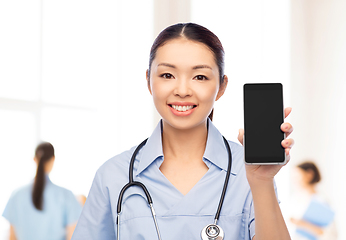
[290,161,337,240]
[2,142,82,240]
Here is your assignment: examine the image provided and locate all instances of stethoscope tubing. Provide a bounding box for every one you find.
[129,138,148,183]
[116,134,232,240]
[214,136,232,222]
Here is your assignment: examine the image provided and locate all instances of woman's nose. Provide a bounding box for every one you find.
[173,78,192,97]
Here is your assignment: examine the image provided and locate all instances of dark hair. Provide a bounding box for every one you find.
[148,23,225,121]
[32,142,54,210]
[297,161,321,185]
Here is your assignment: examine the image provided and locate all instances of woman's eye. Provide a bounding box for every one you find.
[194,75,208,81]
[160,73,174,79]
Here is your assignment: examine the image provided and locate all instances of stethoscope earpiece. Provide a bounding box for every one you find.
[201,224,224,240]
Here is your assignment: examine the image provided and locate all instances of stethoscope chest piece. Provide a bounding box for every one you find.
[201,224,224,240]
[117,134,232,240]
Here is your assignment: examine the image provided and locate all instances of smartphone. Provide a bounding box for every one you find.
[243,83,286,165]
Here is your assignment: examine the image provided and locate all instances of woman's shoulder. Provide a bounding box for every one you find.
[49,181,75,196]
[225,139,245,173]
[226,139,243,152]
[8,182,32,200]
[312,192,333,206]
[100,145,136,168]
[94,145,141,182]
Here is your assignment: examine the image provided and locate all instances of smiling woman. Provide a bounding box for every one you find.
[71,23,294,240]
[147,37,227,130]
[147,22,226,123]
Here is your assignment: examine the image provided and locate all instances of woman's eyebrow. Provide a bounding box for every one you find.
[157,63,212,70]
[193,65,212,70]
[157,63,176,68]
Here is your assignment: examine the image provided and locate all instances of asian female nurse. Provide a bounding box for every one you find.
[2,142,82,240]
[72,23,294,240]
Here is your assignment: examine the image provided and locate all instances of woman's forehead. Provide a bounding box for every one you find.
[153,38,217,68]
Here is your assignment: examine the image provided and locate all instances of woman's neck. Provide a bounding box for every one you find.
[161,120,208,163]
[304,184,317,195]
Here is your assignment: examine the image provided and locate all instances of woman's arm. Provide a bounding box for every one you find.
[290,218,324,236]
[9,225,17,240]
[239,107,294,240]
[249,177,291,240]
[71,171,116,239]
[66,223,77,240]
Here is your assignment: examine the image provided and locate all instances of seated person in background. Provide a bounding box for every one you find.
[290,161,338,240]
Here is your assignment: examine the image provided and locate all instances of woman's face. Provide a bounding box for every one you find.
[147,38,227,130]
[293,167,313,188]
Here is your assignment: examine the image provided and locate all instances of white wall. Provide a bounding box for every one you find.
[1,0,344,239]
[0,0,154,238]
[291,0,346,238]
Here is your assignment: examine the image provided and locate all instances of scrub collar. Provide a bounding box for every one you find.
[136,118,236,176]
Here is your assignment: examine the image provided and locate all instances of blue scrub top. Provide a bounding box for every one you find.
[73,119,279,240]
[2,176,82,240]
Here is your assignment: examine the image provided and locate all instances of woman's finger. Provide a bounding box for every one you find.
[238,128,244,145]
[284,107,292,118]
[282,138,294,148]
[281,122,294,137]
[285,148,291,161]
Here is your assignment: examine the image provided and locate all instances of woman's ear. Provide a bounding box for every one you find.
[216,75,228,101]
[306,169,315,183]
[146,69,152,95]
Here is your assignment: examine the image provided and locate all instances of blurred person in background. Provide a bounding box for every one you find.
[290,161,338,240]
[2,142,82,240]
[76,195,86,206]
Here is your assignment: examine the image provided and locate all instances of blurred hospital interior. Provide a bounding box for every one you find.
[0,0,345,239]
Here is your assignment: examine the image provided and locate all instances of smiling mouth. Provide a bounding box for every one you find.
[169,104,197,112]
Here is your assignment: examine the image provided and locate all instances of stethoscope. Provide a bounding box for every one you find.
[116,131,233,240]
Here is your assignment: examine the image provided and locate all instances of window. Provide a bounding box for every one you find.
[0,0,153,236]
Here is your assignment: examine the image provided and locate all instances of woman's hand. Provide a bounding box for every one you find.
[238,107,294,185]
[290,218,324,236]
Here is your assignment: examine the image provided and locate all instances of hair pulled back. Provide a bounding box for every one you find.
[32,142,54,210]
[148,23,225,121]
[297,161,321,185]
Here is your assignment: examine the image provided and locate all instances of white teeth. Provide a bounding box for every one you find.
[171,105,194,112]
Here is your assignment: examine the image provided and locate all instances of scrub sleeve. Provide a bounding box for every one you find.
[2,190,20,226]
[64,190,83,225]
[72,171,116,239]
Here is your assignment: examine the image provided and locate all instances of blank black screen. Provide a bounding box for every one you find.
[244,83,285,164]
